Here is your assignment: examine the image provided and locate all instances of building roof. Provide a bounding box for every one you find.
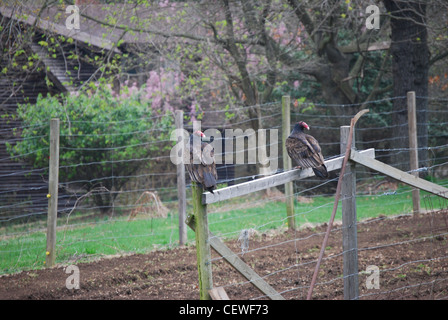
[0,2,207,52]
[1,5,122,53]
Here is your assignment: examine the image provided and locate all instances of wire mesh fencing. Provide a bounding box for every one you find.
[1,95,447,300]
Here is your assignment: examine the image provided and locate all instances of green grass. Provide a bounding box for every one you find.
[0,214,193,274]
[1,180,446,274]
[207,185,418,238]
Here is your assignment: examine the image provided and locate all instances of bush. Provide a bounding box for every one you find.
[8,84,174,214]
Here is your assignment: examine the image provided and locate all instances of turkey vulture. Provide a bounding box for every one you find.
[185,130,218,193]
[286,121,329,178]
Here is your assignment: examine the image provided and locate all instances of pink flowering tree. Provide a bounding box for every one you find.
[99,0,387,122]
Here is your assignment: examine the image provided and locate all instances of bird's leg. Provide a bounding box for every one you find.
[294,165,302,170]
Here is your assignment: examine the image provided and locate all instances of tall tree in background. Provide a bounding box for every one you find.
[383,0,429,170]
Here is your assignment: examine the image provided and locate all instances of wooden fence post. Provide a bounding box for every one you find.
[175,110,187,245]
[340,126,359,300]
[407,91,420,214]
[282,96,295,230]
[191,183,213,300]
[46,118,60,267]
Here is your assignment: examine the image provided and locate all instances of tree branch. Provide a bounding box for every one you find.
[222,0,256,106]
[429,50,448,66]
[287,0,316,42]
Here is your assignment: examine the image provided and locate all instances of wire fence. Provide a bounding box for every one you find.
[1,95,448,299]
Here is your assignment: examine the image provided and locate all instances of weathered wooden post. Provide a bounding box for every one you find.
[191,183,213,300]
[307,110,368,300]
[340,126,359,300]
[175,110,187,245]
[407,91,420,214]
[46,118,60,267]
[282,96,295,230]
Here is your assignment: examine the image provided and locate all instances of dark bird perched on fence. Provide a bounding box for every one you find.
[286,121,329,179]
[185,130,218,193]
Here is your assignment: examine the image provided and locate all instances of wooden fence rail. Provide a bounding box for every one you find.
[351,151,448,199]
[189,145,375,299]
[187,100,448,299]
[203,149,375,205]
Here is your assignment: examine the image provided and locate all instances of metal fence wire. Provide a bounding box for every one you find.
[0,95,447,299]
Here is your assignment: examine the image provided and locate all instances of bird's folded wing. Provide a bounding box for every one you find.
[286,137,323,168]
[305,135,325,164]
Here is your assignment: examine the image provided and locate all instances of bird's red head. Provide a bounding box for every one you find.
[298,121,310,130]
[194,130,206,138]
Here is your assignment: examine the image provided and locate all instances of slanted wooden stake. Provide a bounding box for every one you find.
[306,109,368,300]
[209,287,230,300]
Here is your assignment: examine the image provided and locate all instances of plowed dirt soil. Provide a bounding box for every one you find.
[1,210,447,301]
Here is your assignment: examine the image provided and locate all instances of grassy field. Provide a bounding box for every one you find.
[0,179,445,275]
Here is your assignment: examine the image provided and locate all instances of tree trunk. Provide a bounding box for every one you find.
[383,0,429,171]
[312,46,358,156]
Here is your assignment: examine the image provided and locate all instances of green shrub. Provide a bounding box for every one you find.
[8,83,174,213]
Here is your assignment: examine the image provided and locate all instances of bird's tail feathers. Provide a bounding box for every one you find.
[313,165,329,179]
[203,172,217,192]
